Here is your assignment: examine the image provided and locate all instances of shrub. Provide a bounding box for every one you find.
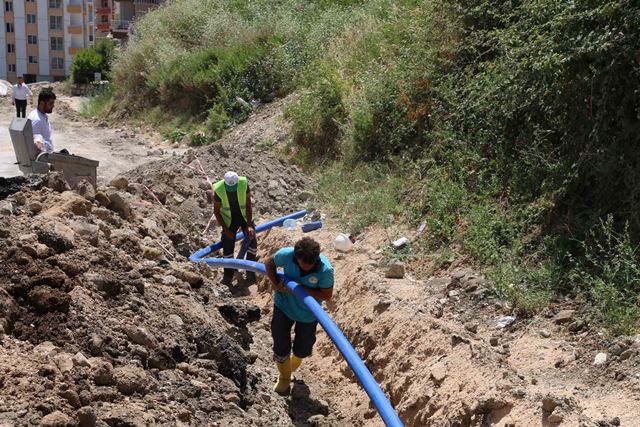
[71,39,116,84]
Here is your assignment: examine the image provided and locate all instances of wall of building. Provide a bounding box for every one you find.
[1,0,95,82]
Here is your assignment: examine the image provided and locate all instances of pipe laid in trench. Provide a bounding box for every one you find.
[190,212,404,427]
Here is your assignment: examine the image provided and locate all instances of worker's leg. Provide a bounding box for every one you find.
[19,100,26,118]
[244,232,258,283]
[220,224,239,285]
[272,306,294,393]
[291,318,319,372]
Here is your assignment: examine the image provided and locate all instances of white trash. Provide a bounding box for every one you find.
[283,219,297,231]
[496,315,516,328]
[334,233,353,252]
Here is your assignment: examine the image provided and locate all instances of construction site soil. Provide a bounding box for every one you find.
[1,95,640,427]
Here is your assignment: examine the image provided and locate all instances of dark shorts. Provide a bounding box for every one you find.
[271,305,318,360]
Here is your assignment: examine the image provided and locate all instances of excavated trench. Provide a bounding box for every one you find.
[1,95,639,427]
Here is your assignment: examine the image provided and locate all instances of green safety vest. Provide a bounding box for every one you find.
[214,176,248,227]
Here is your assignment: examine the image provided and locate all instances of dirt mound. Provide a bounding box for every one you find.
[124,145,313,241]
[0,173,301,426]
[248,226,640,427]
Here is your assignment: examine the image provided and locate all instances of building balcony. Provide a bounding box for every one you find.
[69,47,83,54]
[67,4,82,13]
[112,20,130,32]
[97,7,111,14]
[96,23,110,31]
[68,25,83,34]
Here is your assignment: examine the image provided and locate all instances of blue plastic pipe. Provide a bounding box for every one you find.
[189,209,307,262]
[190,212,404,427]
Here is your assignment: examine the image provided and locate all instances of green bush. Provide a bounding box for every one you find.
[71,39,116,84]
[287,64,346,160]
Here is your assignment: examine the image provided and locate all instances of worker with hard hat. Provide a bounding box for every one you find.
[213,171,257,286]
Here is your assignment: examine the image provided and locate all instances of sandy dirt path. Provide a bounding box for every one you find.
[0,94,182,184]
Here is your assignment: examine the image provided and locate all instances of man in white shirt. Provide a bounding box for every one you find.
[11,76,33,118]
[27,89,57,154]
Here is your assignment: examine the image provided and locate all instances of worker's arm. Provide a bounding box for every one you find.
[301,286,333,301]
[265,255,288,293]
[214,199,234,239]
[245,191,255,239]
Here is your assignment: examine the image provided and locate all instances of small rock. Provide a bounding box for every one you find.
[76,406,96,427]
[41,411,73,427]
[547,413,563,423]
[72,352,91,368]
[307,414,326,426]
[385,260,405,279]
[568,320,585,332]
[464,322,478,334]
[168,314,184,327]
[489,337,499,346]
[619,349,635,361]
[553,310,575,324]
[53,353,74,373]
[94,191,111,207]
[542,396,559,412]
[110,176,129,190]
[448,290,460,298]
[430,362,447,383]
[125,326,158,349]
[608,343,624,356]
[28,201,43,213]
[59,389,81,408]
[0,200,14,215]
[539,329,551,338]
[91,358,114,386]
[593,352,608,366]
[141,245,163,261]
[113,365,156,395]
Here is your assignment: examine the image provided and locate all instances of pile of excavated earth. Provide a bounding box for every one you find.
[1,93,640,427]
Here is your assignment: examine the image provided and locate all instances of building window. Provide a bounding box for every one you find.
[27,14,36,24]
[6,23,14,33]
[89,35,94,42]
[51,37,64,51]
[7,43,15,53]
[51,57,64,70]
[101,0,108,7]
[49,0,61,8]
[50,15,63,30]
[5,1,12,12]
[8,64,16,73]
[29,56,38,64]
[28,35,38,45]
[101,15,108,23]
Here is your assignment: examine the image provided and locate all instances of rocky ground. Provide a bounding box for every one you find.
[1,94,640,427]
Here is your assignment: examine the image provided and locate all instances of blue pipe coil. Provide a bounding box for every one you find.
[189,209,308,262]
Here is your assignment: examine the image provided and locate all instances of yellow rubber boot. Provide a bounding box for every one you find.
[290,355,302,372]
[274,359,292,394]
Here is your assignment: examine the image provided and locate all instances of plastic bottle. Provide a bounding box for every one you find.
[334,233,353,252]
[283,219,297,231]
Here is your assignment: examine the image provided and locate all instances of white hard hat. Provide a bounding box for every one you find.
[224,171,239,186]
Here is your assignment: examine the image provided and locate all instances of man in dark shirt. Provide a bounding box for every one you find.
[213,171,257,286]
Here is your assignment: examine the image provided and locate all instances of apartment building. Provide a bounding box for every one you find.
[0,0,96,83]
[111,0,162,40]
[94,0,111,39]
